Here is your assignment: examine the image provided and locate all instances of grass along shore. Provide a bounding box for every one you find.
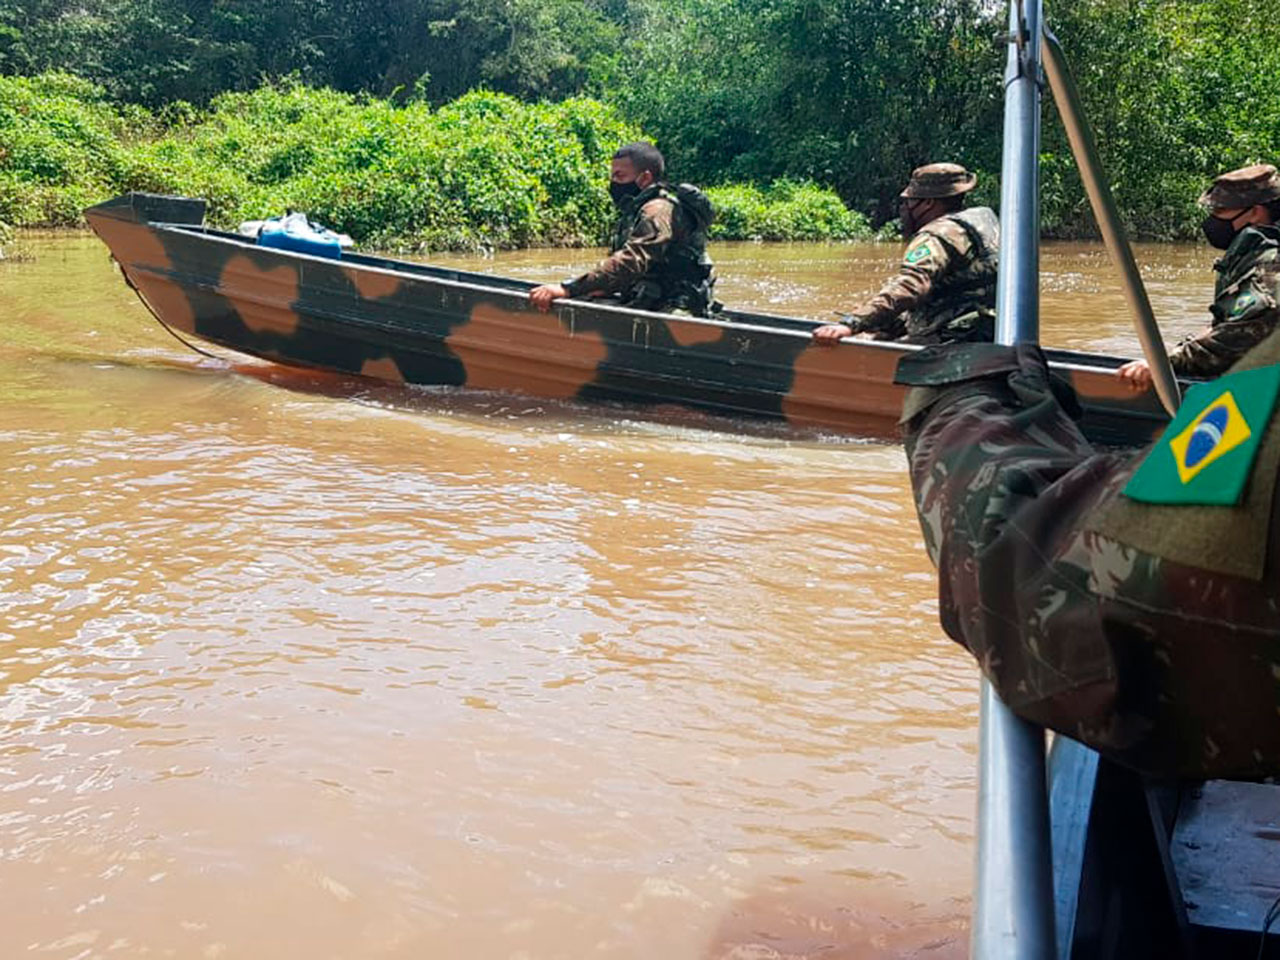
[0,73,872,255]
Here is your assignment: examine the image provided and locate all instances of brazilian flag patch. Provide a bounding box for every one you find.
[905,241,934,265]
[1124,364,1280,505]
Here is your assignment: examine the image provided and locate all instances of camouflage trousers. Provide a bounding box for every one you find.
[896,342,1280,779]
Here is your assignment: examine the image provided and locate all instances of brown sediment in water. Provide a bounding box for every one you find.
[0,234,1215,958]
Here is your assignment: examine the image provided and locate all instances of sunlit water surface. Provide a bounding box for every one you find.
[0,234,1216,959]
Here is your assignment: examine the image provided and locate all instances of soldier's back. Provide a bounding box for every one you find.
[901,206,1000,345]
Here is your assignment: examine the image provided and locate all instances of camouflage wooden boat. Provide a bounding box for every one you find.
[86,192,1174,444]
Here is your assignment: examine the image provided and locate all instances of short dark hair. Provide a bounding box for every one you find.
[939,194,965,213]
[613,142,665,180]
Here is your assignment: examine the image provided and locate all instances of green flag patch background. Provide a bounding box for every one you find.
[1124,364,1280,505]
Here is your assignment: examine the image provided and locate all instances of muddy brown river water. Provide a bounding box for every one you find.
[0,234,1216,959]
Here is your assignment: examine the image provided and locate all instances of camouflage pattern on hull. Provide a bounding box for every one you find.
[86,193,1178,444]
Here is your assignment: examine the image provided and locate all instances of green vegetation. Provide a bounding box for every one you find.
[0,74,868,249]
[0,72,146,227]
[615,0,1280,240]
[120,84,642,250]
[707,181,869,241]
[3,0,1280,242]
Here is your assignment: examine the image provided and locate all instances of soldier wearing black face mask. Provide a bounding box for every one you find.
[813,163,999,346]
[529,142,716,316]
[1119,163,1280,391]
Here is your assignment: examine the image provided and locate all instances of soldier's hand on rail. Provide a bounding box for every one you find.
[813,323,854,344]
[530,283,568,312]
[1116,358,1153,392]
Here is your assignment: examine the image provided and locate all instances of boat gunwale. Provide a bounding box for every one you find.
[152,222,860,342]
[148,221,1163,379]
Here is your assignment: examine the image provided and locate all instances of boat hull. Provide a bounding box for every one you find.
[86,193,1176,444]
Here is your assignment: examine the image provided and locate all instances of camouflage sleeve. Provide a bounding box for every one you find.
[1167,301,1280,378]
[898,339,1280,778]
[567,199,675,296]
[845,232,957,337]
[896,344,1130,731]
[898,343,1095,569]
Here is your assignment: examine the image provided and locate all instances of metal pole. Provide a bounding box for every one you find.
[1041,29,1181,416]
[971,1,1057,957]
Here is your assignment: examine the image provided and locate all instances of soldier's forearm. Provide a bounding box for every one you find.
[565,270,615,297]
[846,299,902,332]
[863,270,936,323]
[1168,323,1272,379]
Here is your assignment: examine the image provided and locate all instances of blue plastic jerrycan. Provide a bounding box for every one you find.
[257,212,344,260]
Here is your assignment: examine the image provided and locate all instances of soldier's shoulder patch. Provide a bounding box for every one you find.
[904,239,935,265]
[1123,363,1280,505]
[1228,289,1262,320]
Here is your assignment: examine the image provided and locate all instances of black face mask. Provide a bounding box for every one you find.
[899,199,929,237]
[609,180,642,208]
[1201,212,1246,251]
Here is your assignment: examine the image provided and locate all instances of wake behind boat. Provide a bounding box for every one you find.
[86,191,1176,444]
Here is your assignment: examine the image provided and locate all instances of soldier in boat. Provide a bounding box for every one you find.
[1118,163,1280,391]
[529,142,717,317]
[894,326,1280,780]
[813,162,1000,346]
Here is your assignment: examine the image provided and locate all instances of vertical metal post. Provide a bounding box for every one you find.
[1041,29,1181,416]
[971,1,1057,957]
[995,0,1044,347]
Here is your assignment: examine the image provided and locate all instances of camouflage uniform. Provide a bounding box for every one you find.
[845,207,1000,344]
[1168,164,1280,378]
[1168,225,1280,377]
[841,163,999,345]
[895,331,1280,780]
[564,183,716,316]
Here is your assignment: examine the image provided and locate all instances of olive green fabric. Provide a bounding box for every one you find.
[899,162,977,199]
[1094,327,1280,580]
[898,334,1280,778]
[606,182,714,314]
[845,206,999,344]
[1168,224,1280,378]
[568,181,716,315]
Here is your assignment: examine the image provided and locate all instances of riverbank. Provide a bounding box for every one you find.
[0,73,871,253]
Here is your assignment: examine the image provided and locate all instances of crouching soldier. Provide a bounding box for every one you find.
[814,162,999,346]
[530,141,716,317]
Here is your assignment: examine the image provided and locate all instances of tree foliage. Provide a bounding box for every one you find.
[0,74,869,246]
[3,0,1280,239]
[0,0,622,106]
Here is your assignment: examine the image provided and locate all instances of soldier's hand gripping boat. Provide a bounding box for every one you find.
[87,192,1180,444]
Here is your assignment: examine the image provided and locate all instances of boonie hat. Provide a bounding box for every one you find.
[900,163,978,199]
[1199,163,1280,210]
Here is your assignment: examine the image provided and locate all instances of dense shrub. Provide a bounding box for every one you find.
[706,181,871,241]
[0,72,150,226]
[612,0,1280,241]
[0,76,867,249]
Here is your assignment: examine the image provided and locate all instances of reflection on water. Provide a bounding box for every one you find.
[0,233,1215,958]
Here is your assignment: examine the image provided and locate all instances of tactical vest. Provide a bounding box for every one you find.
[1209,224,1280,328]
[610,183,716,315]
[901,206,1000,343]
